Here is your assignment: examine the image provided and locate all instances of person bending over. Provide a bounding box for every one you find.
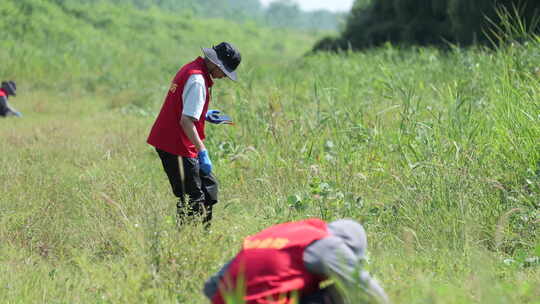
[204,218,389,304]
[0,81,21,117]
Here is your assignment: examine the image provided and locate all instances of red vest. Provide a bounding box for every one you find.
[0,89,7,98]
[212,219,330,304]
[147,57,213,157]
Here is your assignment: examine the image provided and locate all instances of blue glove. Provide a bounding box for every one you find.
[206,109,233,125]
[197,150,212,175]
[206,110,221,122]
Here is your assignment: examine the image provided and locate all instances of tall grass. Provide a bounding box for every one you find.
[1,1,539,303]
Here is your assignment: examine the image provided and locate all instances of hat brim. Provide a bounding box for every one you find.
[3,83,16,96]
[202,48,238,81]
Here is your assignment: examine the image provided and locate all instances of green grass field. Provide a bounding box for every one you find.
[1,1,539,303]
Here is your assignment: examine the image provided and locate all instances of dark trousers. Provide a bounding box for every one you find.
[300,286,345,304]
[0,96,11,116]
[156,148,218,226]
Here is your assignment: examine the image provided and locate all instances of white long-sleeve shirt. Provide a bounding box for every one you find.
[182,74,206,120]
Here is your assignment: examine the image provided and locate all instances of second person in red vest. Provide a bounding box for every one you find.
[147,42,241,227]
[204,218,390,304]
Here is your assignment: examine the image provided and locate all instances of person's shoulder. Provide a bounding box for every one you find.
[186,74,205,86]
[188,74,205,80]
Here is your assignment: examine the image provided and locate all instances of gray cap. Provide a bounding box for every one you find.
[328,219,367,259]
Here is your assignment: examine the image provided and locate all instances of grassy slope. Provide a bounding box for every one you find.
[1,0,539,303]
[0,0,315,103]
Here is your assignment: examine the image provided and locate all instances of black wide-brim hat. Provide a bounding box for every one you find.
[202,42,241,81]
[1,81,16,96]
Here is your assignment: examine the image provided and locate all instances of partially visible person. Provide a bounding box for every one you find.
[0,81,21,117]
[204,218,390,304]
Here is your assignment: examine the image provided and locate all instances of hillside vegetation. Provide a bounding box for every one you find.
[0,0,316,99]
[1,0,539,303]
[54,0,343,31]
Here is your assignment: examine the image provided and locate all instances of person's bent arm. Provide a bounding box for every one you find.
[180,115,205,152]
[180,74,207,152]
[359,270,389,304]
[203,259,233,300]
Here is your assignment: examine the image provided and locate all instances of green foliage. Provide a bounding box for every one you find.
[314,0,540,51]
[264,0,345,31]
[0,0,317,99]
[50,0,343,31]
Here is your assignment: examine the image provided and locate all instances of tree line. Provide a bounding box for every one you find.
[314,0,540,51]
[49,0,344,31]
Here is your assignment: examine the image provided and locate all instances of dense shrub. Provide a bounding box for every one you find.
[315,0,540,51]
